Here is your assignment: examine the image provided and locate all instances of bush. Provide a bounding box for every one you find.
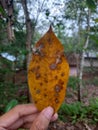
[58,98,98,124]
[0,82,28,113]
[67,76,79,90]
[58,102,87,123]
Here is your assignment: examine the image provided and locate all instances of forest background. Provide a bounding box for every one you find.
[0,0,98,129]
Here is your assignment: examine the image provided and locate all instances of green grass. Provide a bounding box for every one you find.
[58,98,98,124]
[67,76,79,90]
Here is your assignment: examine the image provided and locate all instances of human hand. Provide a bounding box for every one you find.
[0,104,58,130]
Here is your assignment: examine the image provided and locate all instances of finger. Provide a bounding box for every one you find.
[22,122,32,129]
[22,112,58,129]
[8,113,39,130]
[23,113,39,123]
[0,104,38,128]
[51,113,58,122]
[30,106,54,130]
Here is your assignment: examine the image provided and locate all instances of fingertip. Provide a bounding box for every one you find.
[51,113,58,121]
[30,106,54,130]
[42,106,54,120]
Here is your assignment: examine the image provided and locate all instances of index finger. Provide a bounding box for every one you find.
[0,104,38,128]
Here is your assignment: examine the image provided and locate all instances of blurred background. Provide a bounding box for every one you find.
[0,1,98,128]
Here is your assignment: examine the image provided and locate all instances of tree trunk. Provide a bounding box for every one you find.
[0,0,15,41]
[79,36,89,101]
[21,0,32,69]
[78,9,91,101]
[21,0,33,102]
[76,54,81,101]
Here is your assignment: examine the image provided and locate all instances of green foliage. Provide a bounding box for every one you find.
[0,57,12,82]
[59,98,98,124]
[67,76,79,90]
[89,98,98,123]
[62,32,85,54]
[89,34,98,52]
[4,99,18,112]
[65,0,88,21]
[0,83,28,113]
[93,18,98,23]
[86,0,96,10]
[45,9,50,17]
[0,4,6,16]
[59,102,87,123]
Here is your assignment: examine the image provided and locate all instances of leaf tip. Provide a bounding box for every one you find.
[49,25,53,32]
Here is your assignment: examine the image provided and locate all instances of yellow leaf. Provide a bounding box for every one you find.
[28,26,69,112]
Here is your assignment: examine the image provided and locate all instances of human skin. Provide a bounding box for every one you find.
[0,104,58,130]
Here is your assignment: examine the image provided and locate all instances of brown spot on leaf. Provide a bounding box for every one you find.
[35,101,38,104]
[36,66,40,70]
[36,89,40,94]
[36,73,41,79]
[44,94,47,97]
[44,79,48,83]
[54,75,58,80]
[49,63,57,70]
[55,85,61,92]
[40,82,43,86]
[34,87,36,90]
[44,73,47,76]
[59,79,64,85]
[55,98,59,103]
[61,72,65,77]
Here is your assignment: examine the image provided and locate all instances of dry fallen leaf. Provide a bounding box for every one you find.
[28,26,69,112]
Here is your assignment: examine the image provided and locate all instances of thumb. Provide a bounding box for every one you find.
[30,106,54,130]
